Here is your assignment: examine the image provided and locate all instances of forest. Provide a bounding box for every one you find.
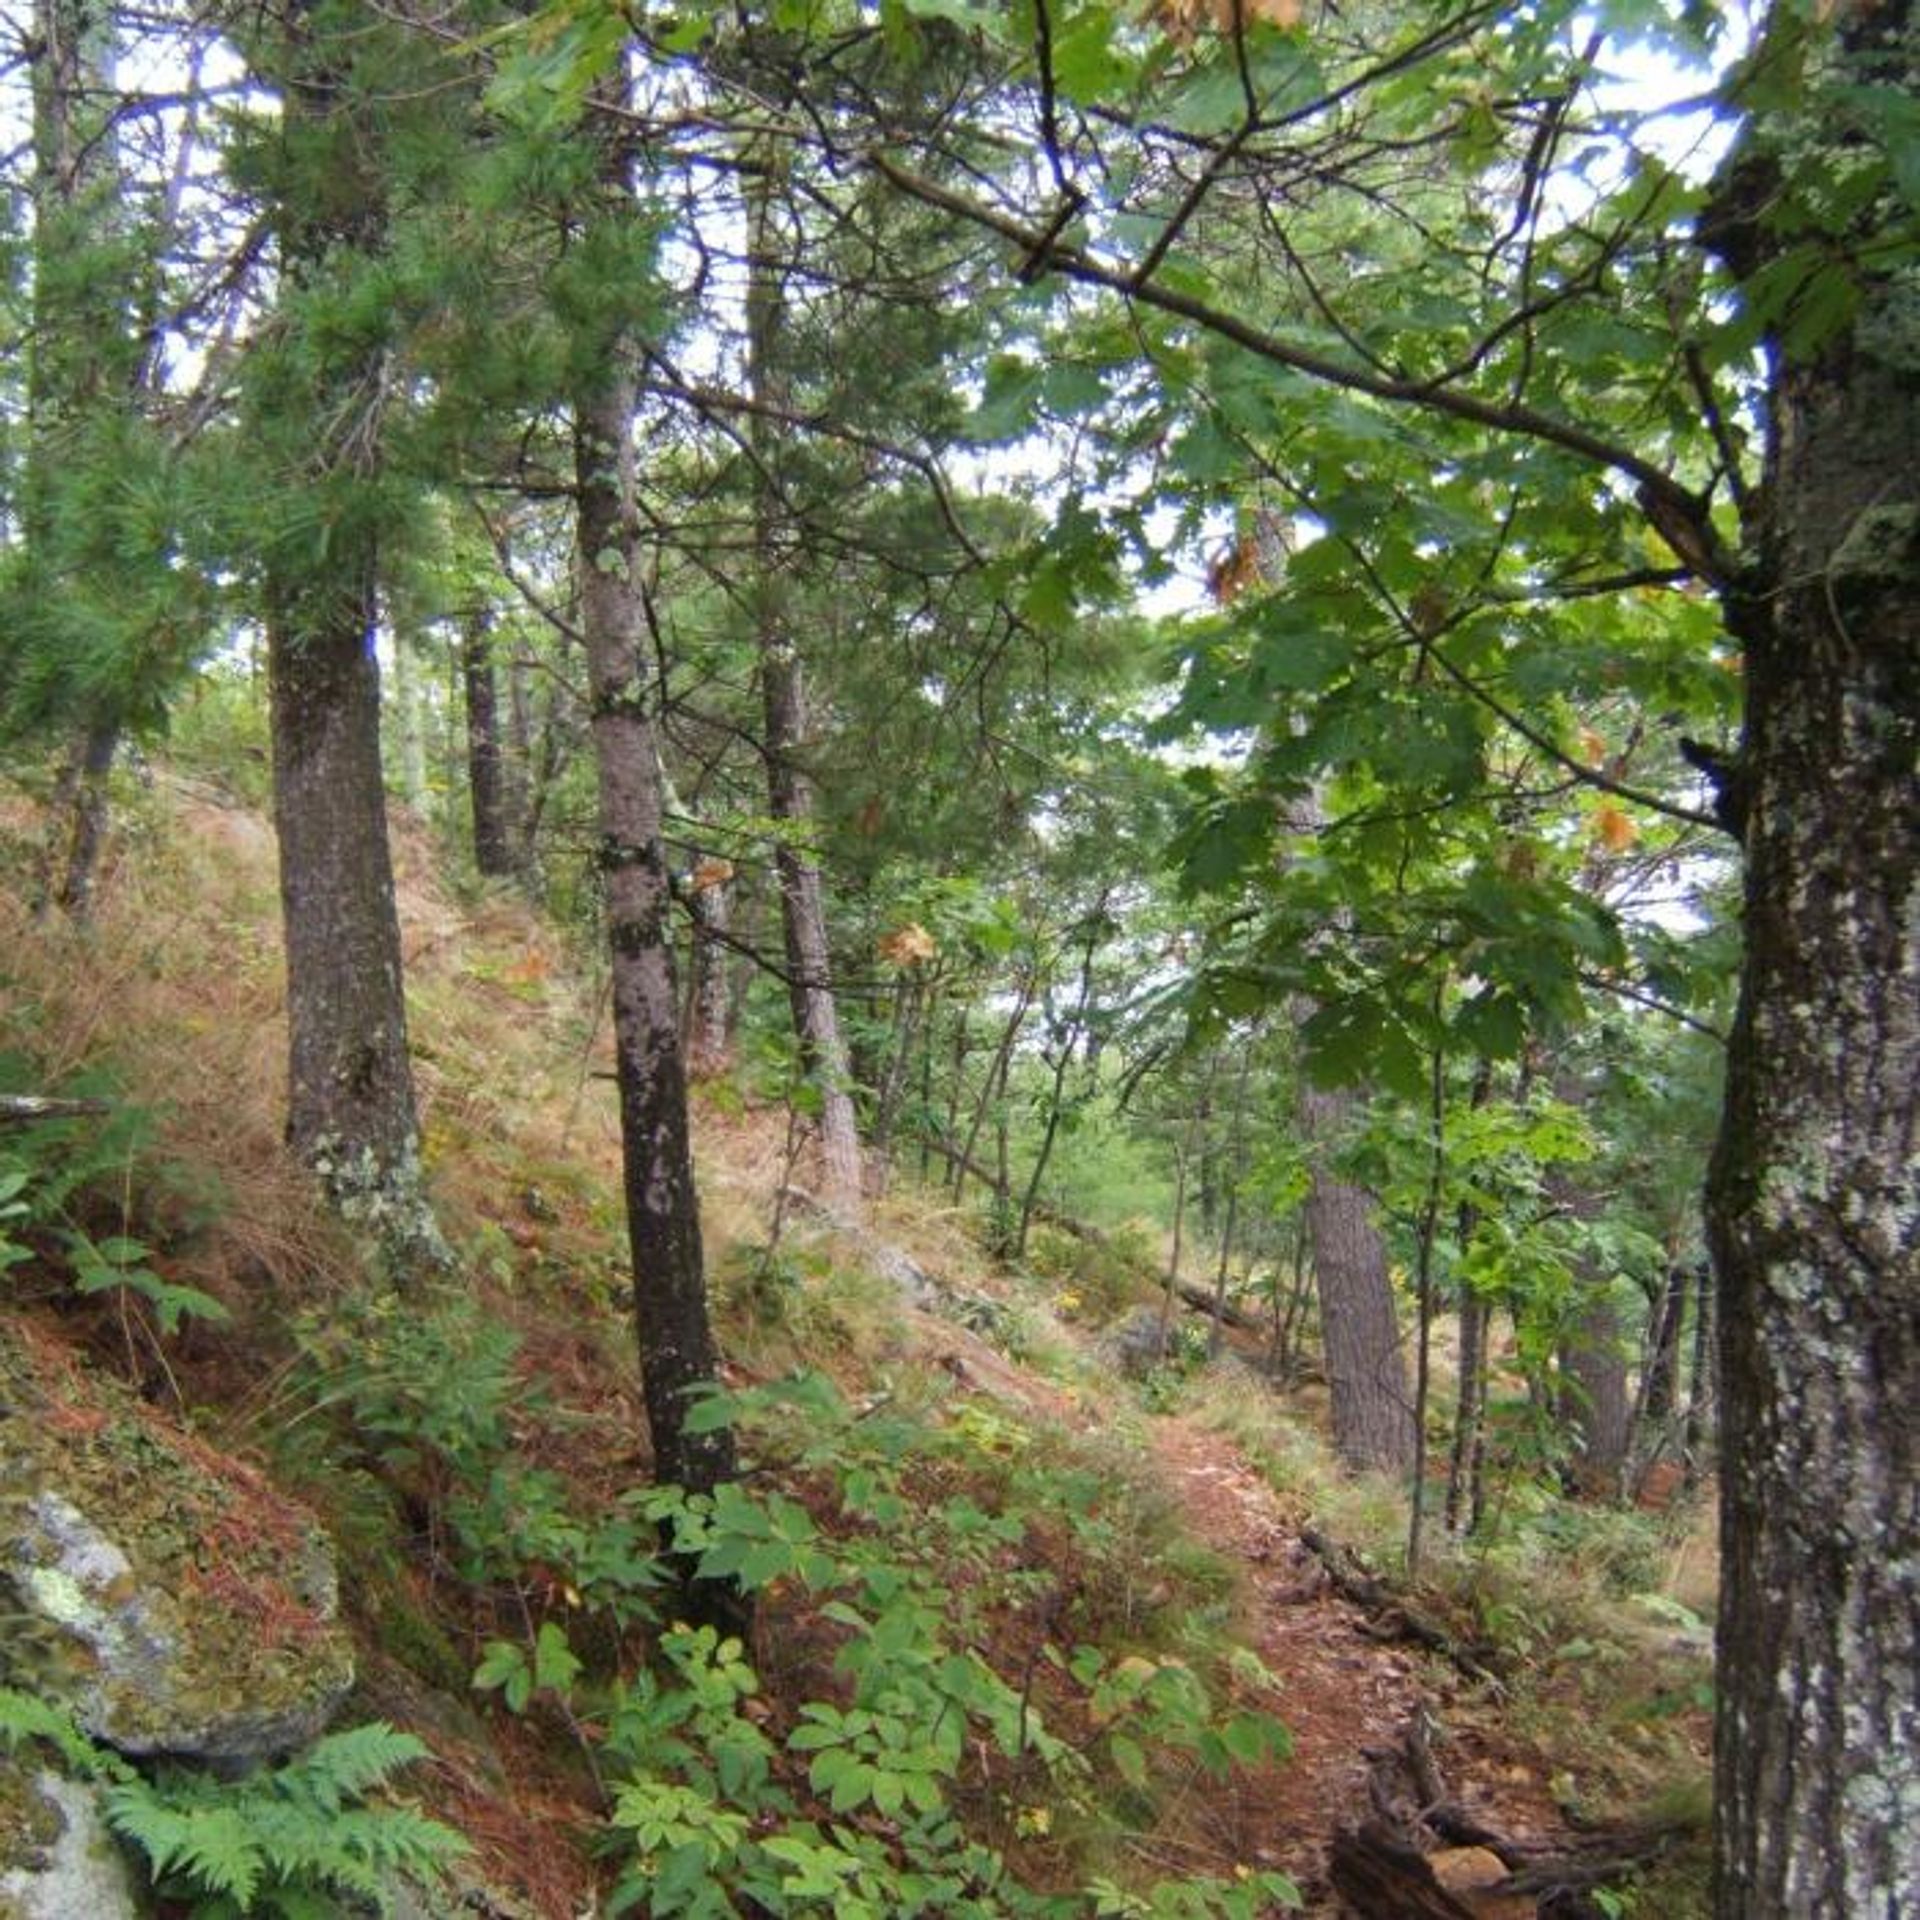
[0,0,1913,1915]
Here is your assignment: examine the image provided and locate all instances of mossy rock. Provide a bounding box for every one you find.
[0,1322,354,1764]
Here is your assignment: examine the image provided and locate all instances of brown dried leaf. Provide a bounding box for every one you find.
[879,922,938,968]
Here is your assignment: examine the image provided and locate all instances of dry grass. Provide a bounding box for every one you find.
[0,768,1717,1914]
[0,777,356,1312]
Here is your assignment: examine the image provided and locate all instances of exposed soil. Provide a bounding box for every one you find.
[1138,1414,1569,1915]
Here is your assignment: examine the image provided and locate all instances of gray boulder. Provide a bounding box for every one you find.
[0,1324,355,1765]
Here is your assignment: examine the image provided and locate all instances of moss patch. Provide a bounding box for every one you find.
[0,1320,354,1759]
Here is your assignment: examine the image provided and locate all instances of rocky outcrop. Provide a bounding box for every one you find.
[0,1321,354,1765]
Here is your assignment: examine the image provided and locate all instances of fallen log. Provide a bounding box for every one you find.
[1328,1820,1482,1918]
[1300,1527,1504,1690]
[0,1095,113,1129]
[1333,1719,1698,1919]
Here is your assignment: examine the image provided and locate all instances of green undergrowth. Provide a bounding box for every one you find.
[280,1284,1304,1915]
[530,1372,1297,1917]
[1186,1371,1713,1893]
[0,1691,467,1918]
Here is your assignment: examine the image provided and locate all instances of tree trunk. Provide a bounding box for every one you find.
[1446,1285,1488,1536]
[744,149,862,1216]
[1639,1262,1688,1430]
[1157,1128,1190,1355]
[684,860,735,1079]
[268,577,436,1259]
[461,609,517,879]
[575,379,736,1507]
[389,629,429,815]
[1631,1259,1690,1496]
[1703,7,1920,1902]
[1549,1075,1631,1499]
[1015,907,1104,1259]
[869,969,928,1179]
[1682,1259,1714,1487]
[953,979,1030,1204]
[1406,1028,1447,1575]
[37,716,118,920]
[1446,1061,1496,1535]
[26,0,123,921]
[1558,1288,1631,1500]
[1301,1079,1415,1474]
[505,646,536,874]
[260,3,441,1276]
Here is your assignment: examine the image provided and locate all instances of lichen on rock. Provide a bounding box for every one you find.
[0,1322,354,1765]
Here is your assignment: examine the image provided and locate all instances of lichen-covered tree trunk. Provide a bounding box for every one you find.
[1705,4,1920,1905]
[37,717,118,920]
[268,575,430,1242]
[571,157,736,1516]
[1631,1260,1689,1490]
[260,2,440,1275]
[1300,1079,1415,1475]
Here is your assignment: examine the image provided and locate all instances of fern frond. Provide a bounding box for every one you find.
[98,1720,466,1919]
[104,1786,263,1906]
[282,1721,432,1813]
[0,1686,128,1781]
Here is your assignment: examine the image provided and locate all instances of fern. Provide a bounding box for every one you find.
[0,1693,464,1919]
[103,1723,468,1918]
[0,1685,130,1781]
[105,1796,263,1907]
[270,1722,436,1814]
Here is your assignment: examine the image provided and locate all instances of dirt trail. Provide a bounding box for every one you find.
[907,1291,1566,1913]
[1139,1415,1563,1915]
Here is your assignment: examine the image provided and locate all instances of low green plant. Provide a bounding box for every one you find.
[471,1374,1299,1917]
[65,1225,230,1334]
[0,1161,31,1276]
[0,1100,227,1334]
[293,1295,666,1627]
[0,1691,466,1917]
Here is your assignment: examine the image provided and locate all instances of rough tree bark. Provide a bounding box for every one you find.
[461,608,518,880]
[571,84,738,1538]
[575,379,737,1507]
[1630,1260,1689,1493]
[1548,1072,1631,1498]
[1703,2,1920,1906]
[257,1,442,1275]
[38,718,119,920]
[1301,1078,1416,1475]
[1682,1260,1714,1486]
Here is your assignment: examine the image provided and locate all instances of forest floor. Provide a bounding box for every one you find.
[914,1298,1596,1915]
[0,769,1715,1917]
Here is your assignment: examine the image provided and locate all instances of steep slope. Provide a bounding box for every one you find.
[0,771,1713,1917]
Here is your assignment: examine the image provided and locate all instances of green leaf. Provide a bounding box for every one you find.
[1108,1732,1148,1788]
[533,1621,582,1697]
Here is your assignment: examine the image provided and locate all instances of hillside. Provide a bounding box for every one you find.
[0,773,1714,1918]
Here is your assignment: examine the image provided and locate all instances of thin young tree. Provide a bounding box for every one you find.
[569,67,741,1565]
